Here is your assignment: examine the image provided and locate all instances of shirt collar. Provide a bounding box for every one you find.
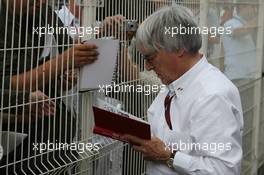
[167,55,208,97]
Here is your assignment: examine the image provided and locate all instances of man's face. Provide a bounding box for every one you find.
[142,48,176,85]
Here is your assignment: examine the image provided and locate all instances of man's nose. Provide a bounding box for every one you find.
[145,61,154,71]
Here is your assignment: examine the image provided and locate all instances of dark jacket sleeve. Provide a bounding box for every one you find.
[0,89,30,114]
[0,43,31,114]
[0,9,31,114]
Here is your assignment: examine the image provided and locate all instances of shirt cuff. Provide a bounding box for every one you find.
[173,151,193,171]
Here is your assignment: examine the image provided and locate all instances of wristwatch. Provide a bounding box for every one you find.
[166,151,177,169]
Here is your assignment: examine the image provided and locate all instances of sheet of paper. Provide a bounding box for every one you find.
[79,39,119,91]
[95,97,148,124]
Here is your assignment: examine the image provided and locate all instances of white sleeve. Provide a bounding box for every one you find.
[224,19,243,37]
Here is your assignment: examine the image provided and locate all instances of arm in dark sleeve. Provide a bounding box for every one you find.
[0,89,30,115]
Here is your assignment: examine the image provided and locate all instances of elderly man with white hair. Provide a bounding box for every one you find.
[123,5,243,175]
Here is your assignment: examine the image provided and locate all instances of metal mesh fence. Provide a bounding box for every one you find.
[0,0,263,174]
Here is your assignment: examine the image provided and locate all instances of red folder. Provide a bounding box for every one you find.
[93,106,151,141]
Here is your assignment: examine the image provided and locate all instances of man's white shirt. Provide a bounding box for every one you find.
[147,56,243,175]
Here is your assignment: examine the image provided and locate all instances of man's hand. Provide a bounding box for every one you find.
[30,90,55,118]
[100,15,125,37]
[63,44,99,68]
[63,69,77,90]
[102,15,124,27]
[122,135,171,161]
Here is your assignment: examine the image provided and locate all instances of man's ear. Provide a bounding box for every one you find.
[174,49,185,58]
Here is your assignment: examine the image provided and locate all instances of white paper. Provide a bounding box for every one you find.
[95,97,148,124]
[79,39,119,91]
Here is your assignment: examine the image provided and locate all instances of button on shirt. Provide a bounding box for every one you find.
[147,56,243,175]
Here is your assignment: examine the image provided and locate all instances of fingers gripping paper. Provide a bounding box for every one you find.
[93,98,151,141]
[79,39,119,90]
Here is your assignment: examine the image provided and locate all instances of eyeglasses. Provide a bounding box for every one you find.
[142,52,157,63]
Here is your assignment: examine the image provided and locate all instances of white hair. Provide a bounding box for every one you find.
[136,5,202,54]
